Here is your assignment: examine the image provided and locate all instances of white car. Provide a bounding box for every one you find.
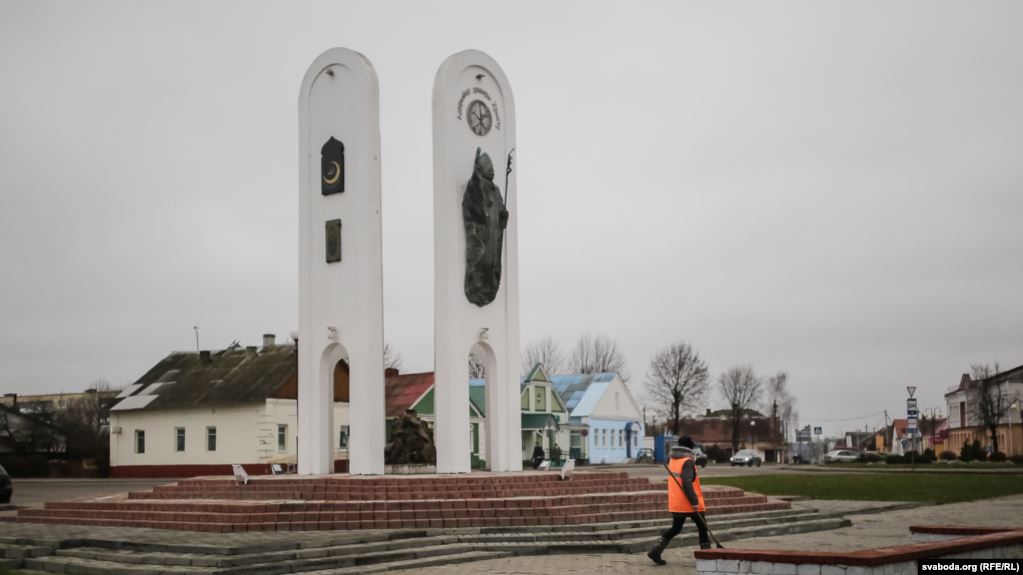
[730,449,762,467]
[823,449,860,463]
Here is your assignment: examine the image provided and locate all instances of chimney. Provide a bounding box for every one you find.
[263,333,276,348]
[199,350,212,364]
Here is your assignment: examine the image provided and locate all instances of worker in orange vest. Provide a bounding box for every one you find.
[647,435,709,565]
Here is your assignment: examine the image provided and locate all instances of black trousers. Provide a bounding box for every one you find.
[661,512,709,548]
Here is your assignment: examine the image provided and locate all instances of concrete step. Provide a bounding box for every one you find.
[294,550,515,575]
[18,508,836,575]
[0,541,55,559]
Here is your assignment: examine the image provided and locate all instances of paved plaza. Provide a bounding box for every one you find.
[2,492,1021,574]
[406,495,1023,575]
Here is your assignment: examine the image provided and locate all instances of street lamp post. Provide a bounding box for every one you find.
[924,407,943,455]
[750,420,757,449]
[1010,401,1020,457]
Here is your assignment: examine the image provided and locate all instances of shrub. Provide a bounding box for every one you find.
[863,452,882,463]
[918,449,936,464]
[960,440,986,462]
[990,451,1007,462]
[1010,455,1023,465]
[884,454,907,465]
[706,444,729,464]
[940,450,957,461]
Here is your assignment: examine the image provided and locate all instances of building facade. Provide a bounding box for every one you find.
[549,372,645,464]
[109,340,352,477]
[944,365,1023,457]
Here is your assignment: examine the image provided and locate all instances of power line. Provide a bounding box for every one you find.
[800,411,886,423]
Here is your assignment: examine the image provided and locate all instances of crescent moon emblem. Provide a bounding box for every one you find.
[323,161,341,185]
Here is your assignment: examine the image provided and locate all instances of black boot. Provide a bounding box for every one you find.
[647,536,668,565]
[700,541,712,550]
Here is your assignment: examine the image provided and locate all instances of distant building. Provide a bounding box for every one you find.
[944,364,1023,457]
[109,337,352,478]
[111,344,645,476]
[677,409,786,463]
[549,371,644,464]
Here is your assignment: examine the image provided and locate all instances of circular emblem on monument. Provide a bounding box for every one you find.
[467,100,493,136]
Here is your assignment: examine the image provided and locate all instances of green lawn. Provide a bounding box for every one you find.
[702,473,1023,504]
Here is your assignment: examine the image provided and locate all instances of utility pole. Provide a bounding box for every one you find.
[193,325,200,352]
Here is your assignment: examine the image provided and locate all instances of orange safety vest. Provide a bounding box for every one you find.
[667,456,706,513]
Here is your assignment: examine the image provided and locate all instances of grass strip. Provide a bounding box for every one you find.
[702,473,1023,503]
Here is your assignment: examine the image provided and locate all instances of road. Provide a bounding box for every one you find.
[6,478,176,508]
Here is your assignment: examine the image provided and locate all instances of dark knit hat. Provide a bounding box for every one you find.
[678,436,694,448]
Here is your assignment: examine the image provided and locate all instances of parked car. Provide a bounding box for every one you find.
[633,448,655,463]
[692,447,709,468]
[730,449,762,467]
[824,449,860,463]
[0,464,11,504]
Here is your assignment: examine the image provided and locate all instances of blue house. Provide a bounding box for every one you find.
[550,372,645,464]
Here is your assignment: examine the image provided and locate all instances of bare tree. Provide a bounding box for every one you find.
[971,362,1000,381]
[644,342,709,435]
[383,342,403,371]
[969,363,1009,455]
[468,352,486,379]
[719,365,763,452]
[521,337,565,375]
[568,334,628,380]
[764,371,796,445]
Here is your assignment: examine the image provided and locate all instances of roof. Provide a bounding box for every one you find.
[521,413,559,431]
[523,363,550,384]
[549,373,617,417]
[384,372,435,417]
[112,345,297,412]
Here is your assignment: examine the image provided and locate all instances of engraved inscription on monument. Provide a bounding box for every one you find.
[325,219,342,263]
[321,137,345,195]
[462,147,508,306]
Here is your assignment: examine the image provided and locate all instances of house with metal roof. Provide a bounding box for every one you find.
[108,335,352,478]
[383,363,572,468]
[549,371,644,464]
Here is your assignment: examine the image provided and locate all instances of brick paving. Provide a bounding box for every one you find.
[405,495,1023,575]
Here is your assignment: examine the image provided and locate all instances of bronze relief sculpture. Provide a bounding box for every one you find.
[462,148,509,306]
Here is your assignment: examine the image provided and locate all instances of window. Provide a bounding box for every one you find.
[277,424,287,451]
[175,427,185,452]
[135,430,145,454]
[206,426,217,451]
[339,425,350,448]
[633,433,638,448]
[602,429,607,447]
[960,401,966,427]
[618,429,623,448]
[534,386,546,412]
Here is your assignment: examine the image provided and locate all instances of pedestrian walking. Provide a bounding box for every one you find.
[647,435,710,565]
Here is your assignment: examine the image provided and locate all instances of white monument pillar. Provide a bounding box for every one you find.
[433,50,522,473]
[297,48,385,475]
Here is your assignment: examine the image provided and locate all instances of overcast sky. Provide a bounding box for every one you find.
[2,1,1021,436]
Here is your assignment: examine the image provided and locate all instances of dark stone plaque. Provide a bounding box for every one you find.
[462,148,508,306]
[325,219,342,263]
[321,137,345,195]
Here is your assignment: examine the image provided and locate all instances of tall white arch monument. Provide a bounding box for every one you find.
[297,48,385,476]
[433,50,522,473]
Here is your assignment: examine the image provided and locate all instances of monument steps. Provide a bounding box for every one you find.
[11,509,851,575]
[10,472,790,532]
